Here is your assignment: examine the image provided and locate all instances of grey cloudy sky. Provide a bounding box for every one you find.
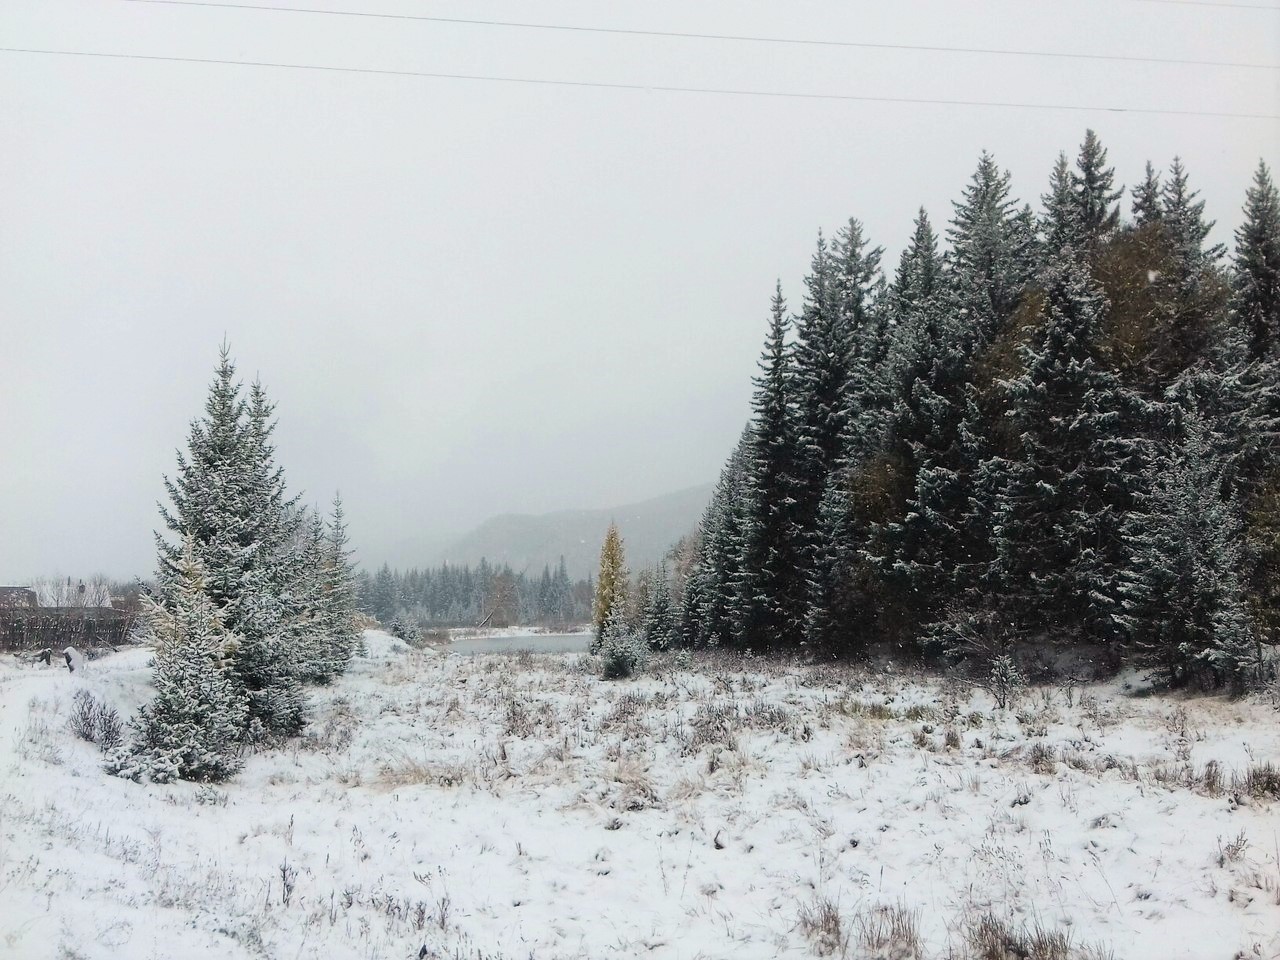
[2,0,1277,581]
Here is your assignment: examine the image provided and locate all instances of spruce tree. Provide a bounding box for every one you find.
[1071,129,1122,248]
[870,183,996,639]
[1042,152,1079,252]
[156,348,323,740]
[735,284,805,650]
[792,232,851,516]
[371,564,399,622]
[1161,157,1226,296]
[1131,162,1163,228]
[1233,161,1280,361]
[156,346,252,607]
[1135,157,1230,381]
[643,562,676,650]
[991,253,1139,647]
[836,218,891,465]
[1121,409,1256,685]
[691,432,752,647]
[947,151,1038,349]
[129,541,248,782]
[1043,132,1121,254]
[323,494,361,670]
[890,209,942,320]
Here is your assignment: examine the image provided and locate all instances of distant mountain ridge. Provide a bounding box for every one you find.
[432,484,712,579]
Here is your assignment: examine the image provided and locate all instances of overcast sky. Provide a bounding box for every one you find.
[1,0,1277,581]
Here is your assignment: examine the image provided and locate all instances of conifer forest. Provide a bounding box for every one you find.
[670,136,1280,692]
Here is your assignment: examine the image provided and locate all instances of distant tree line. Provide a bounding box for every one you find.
[675,133,1280,689]
[359,557,593,628]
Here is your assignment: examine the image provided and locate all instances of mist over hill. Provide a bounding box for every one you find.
[418,484,711,579]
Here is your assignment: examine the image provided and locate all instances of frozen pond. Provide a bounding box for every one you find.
[447,633,591,655]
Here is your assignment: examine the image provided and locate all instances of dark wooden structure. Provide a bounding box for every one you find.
[0,605,133,652]
[0,587,38,609]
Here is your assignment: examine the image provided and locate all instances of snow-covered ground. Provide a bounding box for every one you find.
[2,631,1278,959]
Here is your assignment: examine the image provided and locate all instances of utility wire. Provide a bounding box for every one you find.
[1126,0,1280,9]
[119,0,1280,71]
[3,47,1276,119]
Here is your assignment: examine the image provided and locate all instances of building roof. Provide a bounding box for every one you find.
[0,587,38,608]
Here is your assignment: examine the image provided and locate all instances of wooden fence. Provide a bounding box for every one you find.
[0,607,133,652]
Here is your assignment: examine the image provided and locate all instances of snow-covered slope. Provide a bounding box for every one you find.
[1,633,1277,959]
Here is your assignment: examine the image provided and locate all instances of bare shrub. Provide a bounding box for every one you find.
[379,755,470,788]
[683,702,740,754]
[69,690,98,742]
[1028,741,1057,774]
[966,912,1074,960]
[503,699,533,738]
[1217,831,1249,867]
[1235,761,1280,799]
[1201,759,1223,796]
[856,902,923,958]
[797,896,845,956]
[602,692,651,731]
[609,761,658,811]
[94,702,123,752]
[742,698,793,734]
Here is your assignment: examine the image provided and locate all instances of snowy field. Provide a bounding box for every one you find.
[2,631,1278,960]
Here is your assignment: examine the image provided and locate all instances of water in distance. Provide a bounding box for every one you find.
[447,633,592,655]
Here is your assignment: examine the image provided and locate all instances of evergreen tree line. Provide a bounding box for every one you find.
[359,556,593,628]
[679,132,1280,688]
[108,348,361,782]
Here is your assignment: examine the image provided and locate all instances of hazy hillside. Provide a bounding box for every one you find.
[432,484,711,579]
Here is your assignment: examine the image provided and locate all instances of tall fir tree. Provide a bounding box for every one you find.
[322,494,361,670]
[155,348,329,739]
[734,284,806,650]
[1233,161,1280,362]
[1042,152,1079,252]
[890,208,942,320]
[835,217,890,466]
[1163,157,1226,280]
[643,562,677,650]
[688,431,752,648]
[1071,129,1123,249]
[947,151,1038,350]
[792,232,852,517]
[1131,162,1163,228]
[988,252,1140,647]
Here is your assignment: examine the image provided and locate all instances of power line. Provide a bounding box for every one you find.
[1127,0,1280,9]
[119,0,1280,71]
[4,47,1276,119]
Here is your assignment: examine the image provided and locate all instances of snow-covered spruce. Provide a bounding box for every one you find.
[109,543,248,783]
[152,347,360,751]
